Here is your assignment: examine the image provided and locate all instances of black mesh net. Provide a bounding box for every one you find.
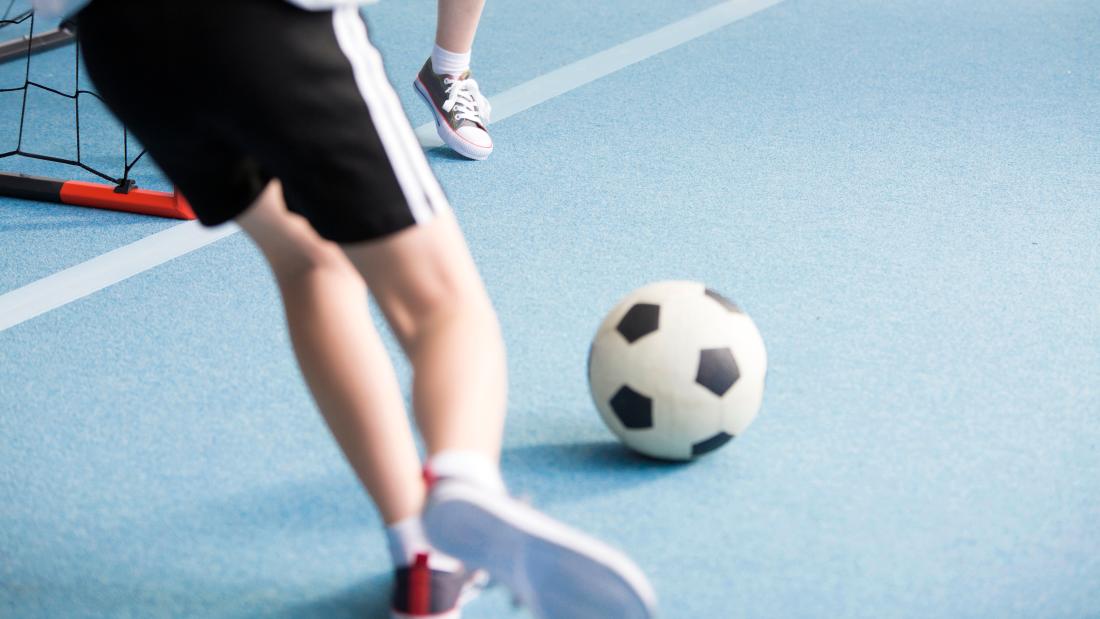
[0,5,146,191]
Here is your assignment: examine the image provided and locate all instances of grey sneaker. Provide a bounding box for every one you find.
[413,58,493,160]
[421,478,658,619]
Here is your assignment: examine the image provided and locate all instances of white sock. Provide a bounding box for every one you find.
[385,515,462,571]
[428,449,506,493]
[431,44,471,76]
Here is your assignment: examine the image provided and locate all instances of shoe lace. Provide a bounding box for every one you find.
[442,76,492,125]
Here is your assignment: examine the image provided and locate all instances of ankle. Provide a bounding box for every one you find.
[431,44,471,76]
[426,449,505,493]
[386,515,463,571]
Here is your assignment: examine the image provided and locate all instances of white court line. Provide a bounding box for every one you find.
[416,0,783,147]
[0,0,783,333]
[0,221,239,332]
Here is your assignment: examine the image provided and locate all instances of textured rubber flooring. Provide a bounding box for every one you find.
[1,1,1098,617]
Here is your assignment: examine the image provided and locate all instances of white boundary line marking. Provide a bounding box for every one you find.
[416,0,783,147]
[0,221,239,332]
[0,0,783,333]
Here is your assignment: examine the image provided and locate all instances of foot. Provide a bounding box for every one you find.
[390,552,487,619]
[421,478,658,619]
[413,59,494,160]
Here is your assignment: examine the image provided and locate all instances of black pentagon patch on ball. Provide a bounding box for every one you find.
[692,432,734,457]
[609,385,653,429]
[696,348,740,396]
[616,303,660,343]
[705,288,743,314]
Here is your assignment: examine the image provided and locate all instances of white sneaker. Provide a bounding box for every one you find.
[421,478,658,619]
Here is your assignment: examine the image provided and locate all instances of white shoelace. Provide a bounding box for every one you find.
[442,76,492,125]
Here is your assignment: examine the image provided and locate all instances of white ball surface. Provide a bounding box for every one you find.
[588,281,767,461]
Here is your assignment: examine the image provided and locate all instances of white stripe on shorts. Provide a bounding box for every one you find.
[331,6,449,224]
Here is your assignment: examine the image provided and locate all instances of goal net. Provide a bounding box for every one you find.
[0,5,193,219]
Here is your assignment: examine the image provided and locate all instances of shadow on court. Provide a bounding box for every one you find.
[268,573,391,619]
[182,472,379,540]
[0,572,391,619]
[501,440,690,505]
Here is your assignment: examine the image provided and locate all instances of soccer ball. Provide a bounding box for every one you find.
[587,281,767,461]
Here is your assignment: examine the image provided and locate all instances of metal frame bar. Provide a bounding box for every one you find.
[0,19,75,64]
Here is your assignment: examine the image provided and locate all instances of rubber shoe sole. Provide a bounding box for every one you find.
[390,578,481,619]
[413,78,493,161]
[422,479,657,619]
[391,610,460,619]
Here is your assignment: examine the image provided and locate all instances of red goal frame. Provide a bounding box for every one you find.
[0,11,195,220]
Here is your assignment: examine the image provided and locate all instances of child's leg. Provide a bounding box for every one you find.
[341,210,507,462]
[415,0,494,160]
[237,183,491,616]
[435,0,486,55]
[334,207,656,619]
[235,181,426,525]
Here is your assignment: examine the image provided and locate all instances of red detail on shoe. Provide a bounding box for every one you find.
[422,466,437,489]
[409,552,431,615]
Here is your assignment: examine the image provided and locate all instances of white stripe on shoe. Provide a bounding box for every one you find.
[422,479,657,619]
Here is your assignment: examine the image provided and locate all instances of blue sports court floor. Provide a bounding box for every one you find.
[2,0,1098,617]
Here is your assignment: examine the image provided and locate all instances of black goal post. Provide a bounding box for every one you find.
[0,8,194,219]
[0,13,74,64]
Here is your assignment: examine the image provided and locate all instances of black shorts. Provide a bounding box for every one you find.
[77,0,449,243]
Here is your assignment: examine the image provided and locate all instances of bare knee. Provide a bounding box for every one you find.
[381,260,492,352]
[341,215,496,349]
[268,235,357,286]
